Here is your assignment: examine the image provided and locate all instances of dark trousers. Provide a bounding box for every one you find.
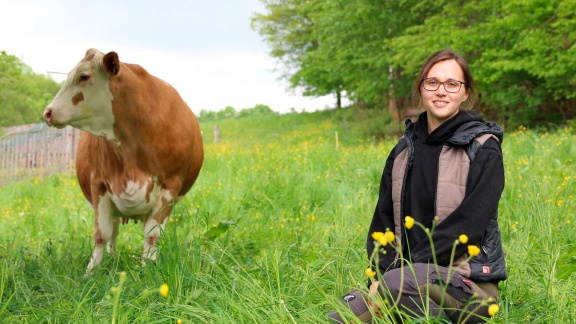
[377,263,498,323]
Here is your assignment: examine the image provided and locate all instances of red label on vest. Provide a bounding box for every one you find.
[482,266,490,274]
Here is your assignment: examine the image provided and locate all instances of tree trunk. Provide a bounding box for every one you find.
[389,96,399,123]
[388,66,399,124]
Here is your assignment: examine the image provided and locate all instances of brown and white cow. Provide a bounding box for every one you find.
[43,48,203,272]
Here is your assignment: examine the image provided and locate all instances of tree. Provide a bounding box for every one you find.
[0,51,61,128]
[252,0,345,108]
[252,0,445,115]
[252,0,576,127]
[216,106,237,119]
[238,104,276,118]
[307,0,444,119]
[388,0,576,127]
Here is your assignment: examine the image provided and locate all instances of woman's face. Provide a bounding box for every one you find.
[421,59,469,131]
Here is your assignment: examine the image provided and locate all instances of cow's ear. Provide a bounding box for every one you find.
[102,51,120,76]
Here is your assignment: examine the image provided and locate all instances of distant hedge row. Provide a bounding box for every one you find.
[197,104,277,122]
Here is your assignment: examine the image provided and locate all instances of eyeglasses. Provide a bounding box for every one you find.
[422,78,466,93]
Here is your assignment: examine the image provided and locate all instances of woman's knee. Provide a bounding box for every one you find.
[379,263,433,298]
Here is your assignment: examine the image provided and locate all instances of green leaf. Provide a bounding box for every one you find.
[203,220,236,241]
[556,246,576,280]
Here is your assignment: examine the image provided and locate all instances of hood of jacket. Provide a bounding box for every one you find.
[408,110,504,147]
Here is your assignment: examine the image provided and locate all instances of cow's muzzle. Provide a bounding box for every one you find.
[43,108,54,126]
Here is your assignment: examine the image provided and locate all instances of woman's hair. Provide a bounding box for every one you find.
[413,49,478,109]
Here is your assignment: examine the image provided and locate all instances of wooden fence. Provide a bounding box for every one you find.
[0,123,81,185]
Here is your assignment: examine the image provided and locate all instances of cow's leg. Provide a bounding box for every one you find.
[142,189,174,261]
[107,217,120,254]
[87,194,115,272]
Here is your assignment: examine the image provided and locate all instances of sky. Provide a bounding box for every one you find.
[0,0,337,114]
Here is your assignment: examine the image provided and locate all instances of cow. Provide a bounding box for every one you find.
[43,48,204,272]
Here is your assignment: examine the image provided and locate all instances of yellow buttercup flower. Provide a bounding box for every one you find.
[405,216,415,230]
[468,245,481,257]
[384,231,395,244]
[488,303,500,316]
[159,283,169,298]
[511,221,519,232]
[365,268,376,278]
[371,232,388,246]
[459,234,468,244]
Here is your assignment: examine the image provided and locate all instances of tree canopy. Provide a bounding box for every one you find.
[0,51,61,128]
[252,0,576,127]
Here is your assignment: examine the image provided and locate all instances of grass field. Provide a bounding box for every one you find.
[0,109,575,323]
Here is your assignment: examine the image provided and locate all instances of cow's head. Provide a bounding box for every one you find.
[43,48,121,144]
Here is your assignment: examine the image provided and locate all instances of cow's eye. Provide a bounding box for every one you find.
[79,74,91,82]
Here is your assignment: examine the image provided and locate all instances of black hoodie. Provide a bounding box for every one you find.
[367,110,506,277]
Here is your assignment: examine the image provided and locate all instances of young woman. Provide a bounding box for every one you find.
[330,50,507,323]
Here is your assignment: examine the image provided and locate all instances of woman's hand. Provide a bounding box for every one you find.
[368,281,382,314]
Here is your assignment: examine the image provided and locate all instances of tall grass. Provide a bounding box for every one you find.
[0,109,574,323]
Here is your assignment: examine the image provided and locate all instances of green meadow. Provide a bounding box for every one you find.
[0,109,574,323]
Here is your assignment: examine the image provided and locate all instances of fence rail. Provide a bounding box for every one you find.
[0,123,81,185]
